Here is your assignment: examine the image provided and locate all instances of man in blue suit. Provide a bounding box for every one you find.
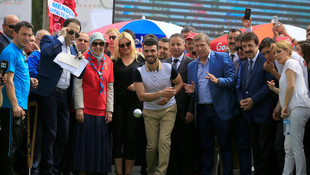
[32,18,84,175]
[237,32,277,175]
[185,33,238,175]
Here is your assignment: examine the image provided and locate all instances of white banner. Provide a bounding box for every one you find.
[48,0,75,19]
[75,0,114,33]
[0,0,32,31]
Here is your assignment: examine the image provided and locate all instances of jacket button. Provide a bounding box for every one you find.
[246,91,248,94]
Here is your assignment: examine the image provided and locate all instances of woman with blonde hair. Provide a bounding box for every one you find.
[112,31,144,175]
[268,40,310,175]
[105,28,120,59]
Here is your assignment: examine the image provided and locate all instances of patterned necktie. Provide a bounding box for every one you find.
[173,59,179,69]
[230,54,235,61]
[245,59,253,88]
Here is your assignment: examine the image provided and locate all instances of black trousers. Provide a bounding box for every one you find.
[0,108,28,174]
[38,90,70,175]
[250,121,277,175]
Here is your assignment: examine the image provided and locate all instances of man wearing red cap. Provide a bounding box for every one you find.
[185,33,197,59]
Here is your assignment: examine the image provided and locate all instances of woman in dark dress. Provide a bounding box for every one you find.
[112,32,144,175]
[72,32,114,175]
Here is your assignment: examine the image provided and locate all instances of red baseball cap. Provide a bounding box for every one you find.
[104,34,110,44]
[185,33,197,40]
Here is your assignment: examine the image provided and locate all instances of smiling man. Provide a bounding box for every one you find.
[237,32,277,175]
[0,21,38,174]
[133,37,183,175]
[32,18,85,175]
[185,33,238,175]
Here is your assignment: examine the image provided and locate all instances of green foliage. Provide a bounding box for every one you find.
[31,0,43,34]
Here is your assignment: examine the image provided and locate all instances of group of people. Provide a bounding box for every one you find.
[1,13,310,175]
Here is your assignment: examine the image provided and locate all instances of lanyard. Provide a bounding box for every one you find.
[87,52,105,94]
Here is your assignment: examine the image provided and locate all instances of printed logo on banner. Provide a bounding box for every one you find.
[48,0,75,19]
[216,42,226,52]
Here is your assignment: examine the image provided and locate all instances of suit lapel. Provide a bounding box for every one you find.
[178,55,187,72]
[209,51,215,73]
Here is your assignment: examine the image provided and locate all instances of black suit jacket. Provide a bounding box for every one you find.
[164,55,195,121]
[0,34,10,54]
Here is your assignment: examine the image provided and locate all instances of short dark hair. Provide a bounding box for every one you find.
[235,33,244,42]
[181,26,196,33]
[241,32,259,46]
[14,21,34,34]
[159,37,169,43]
[170,33,184,42]
[123,29,136,40]
[63,18,81,32]
[259,37,276,51]
[143,37,158,50]
[227,29,242,36]
[144,34,158,42]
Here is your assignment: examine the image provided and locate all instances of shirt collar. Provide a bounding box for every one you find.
[145,59,162,72]
[196,51,211,63]
[3,33,13,43]
[248,50,260,63]
[172,53,184,62]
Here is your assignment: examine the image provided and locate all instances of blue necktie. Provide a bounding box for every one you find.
[245,60,253,88]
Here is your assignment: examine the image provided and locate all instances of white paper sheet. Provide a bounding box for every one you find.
[53,52,88,77]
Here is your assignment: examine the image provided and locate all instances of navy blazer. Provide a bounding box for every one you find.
[188,50,239,121]
[33,35,81,97]
[237,52,277,123]
[0,34,10,54]
[165,55,195,121]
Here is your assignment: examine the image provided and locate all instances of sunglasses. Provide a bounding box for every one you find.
[235,46,243,51]
[67,30,80,38]
[92,42,105,47]
[109,35,117,40]
[78,38,89,43]
[5,24,15,29]
[119,42,131,48]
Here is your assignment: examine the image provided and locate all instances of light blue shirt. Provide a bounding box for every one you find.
[197,54,212,104]
[0,42,30,109]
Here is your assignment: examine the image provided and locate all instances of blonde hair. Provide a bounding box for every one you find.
[105,28,120,35]
[270,40,293,57]
[114,32,139,60]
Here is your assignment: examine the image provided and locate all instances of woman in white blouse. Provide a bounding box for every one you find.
[268,40,310,175]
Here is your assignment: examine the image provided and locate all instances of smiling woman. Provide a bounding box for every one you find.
[268,40,310,175]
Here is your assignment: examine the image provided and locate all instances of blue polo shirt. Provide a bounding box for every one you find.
[0,42,30,109]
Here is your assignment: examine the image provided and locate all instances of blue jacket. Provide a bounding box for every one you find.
[237,52,277,123]
[32,35,83,97]
[188,50,239,121]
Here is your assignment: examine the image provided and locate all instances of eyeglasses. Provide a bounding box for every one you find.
[67,30,80,38]
[109,35,117,40]
[235,46,243,51]
[4,24,15,29]
[119,42,131,48]
[92,42,105,47]
[78,38,89,43]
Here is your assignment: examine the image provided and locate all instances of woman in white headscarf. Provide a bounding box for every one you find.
[72,32,114,174]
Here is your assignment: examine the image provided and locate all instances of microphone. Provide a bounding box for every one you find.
[0,60,9,86]
[71,41,81,59]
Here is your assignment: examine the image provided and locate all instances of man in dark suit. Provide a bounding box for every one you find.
[185,33,238,175]
[32,18,84,175]
[237,32,277,175]
[165,33,196,175]
[0,15,20,54]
